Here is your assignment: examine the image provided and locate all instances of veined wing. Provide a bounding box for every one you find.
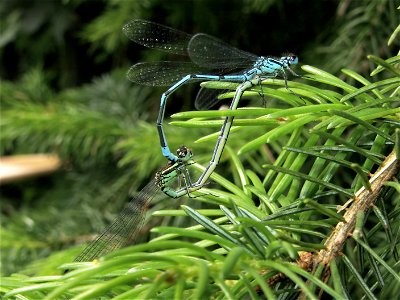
[123,20,259,70]
[127,61,209,86]
[195,87,237,110]
[123,19,192,56]
[188,33,259,69]
[74,178,158,263]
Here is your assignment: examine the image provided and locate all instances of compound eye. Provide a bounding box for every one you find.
[289,55,298,65]
[177,147,186,158]
[176,146,192,158]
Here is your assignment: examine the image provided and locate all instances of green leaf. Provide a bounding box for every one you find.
[182,206,251,252]
[263,164,353,198]
[352,236,400,284]
[368,55,400,77]
[239,115,317,155]
[221,247,246,279]
[342,256,378,300]
[340,78,400,102]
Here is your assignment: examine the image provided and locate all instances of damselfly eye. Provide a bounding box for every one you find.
[177,146,192,158]
[289,55,298,65]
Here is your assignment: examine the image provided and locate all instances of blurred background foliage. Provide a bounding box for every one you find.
[0,0,398,277]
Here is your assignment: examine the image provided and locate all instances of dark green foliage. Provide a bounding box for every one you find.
[1,0,399,299]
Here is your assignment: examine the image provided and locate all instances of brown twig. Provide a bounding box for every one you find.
[316,149,399,266]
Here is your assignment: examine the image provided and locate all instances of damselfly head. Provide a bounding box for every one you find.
[176,146,193,161]
[280,54,298,67]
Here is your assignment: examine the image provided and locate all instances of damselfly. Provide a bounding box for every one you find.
[73,146,194,263]
[123,20,299,194]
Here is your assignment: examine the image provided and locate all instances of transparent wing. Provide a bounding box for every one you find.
[195,87,236,110]
[188,33,259,69]
[123,19,192,56]
[127,61,209,86]
[123,20,259,69]
[74,178,158,262]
